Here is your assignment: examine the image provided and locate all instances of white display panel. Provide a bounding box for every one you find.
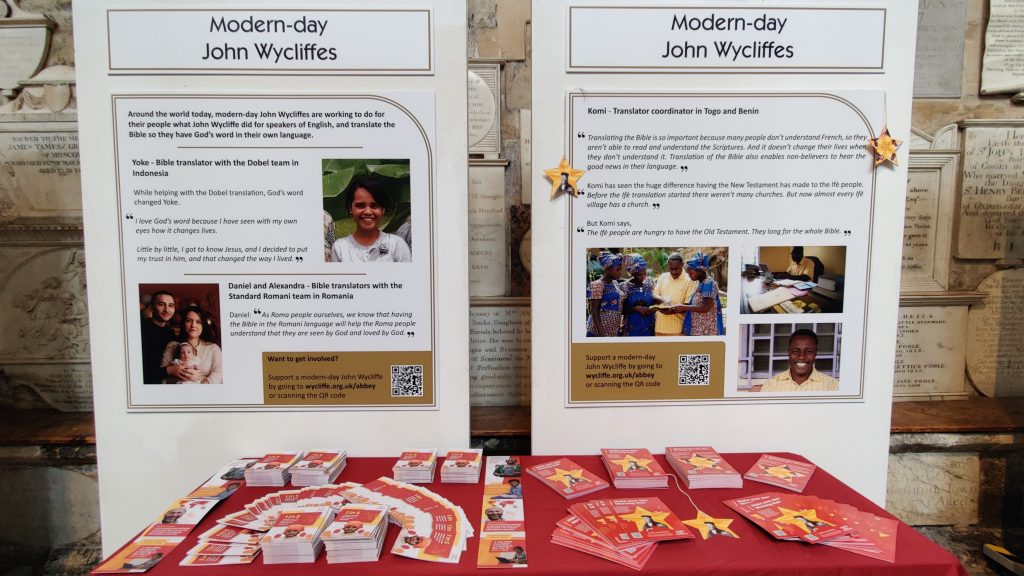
[75,0,468,552]
[532,0,917,505]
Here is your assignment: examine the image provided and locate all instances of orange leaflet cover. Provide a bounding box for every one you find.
[250,451,301,471]
[93,538,181,573]
[394,449,438,469]
[480,498,525,533]
[260,509,334,544]
[601,449,668,478]
[477,533,528,568]
[665,446,740,477]
[743,454,816,492]
[569,497,694,547]
[526,458,609,499]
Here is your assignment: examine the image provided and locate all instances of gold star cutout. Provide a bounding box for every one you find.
[610,454,653,473]
[682,511,739,540]
[544,157,585,199]
[774,507,833,534]
[686,453,721,471]
[867,127,902,167]
[546,467,585,487]
[761,464,803,482]
[620,506,672,532]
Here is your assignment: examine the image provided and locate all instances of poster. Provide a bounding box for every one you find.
[568,91,879,403]
[531,0,915,504]
[120,94,437,409]
[76,1,468,551]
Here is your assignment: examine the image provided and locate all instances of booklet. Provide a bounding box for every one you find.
[665,446,742,489]
[569,497,694,547]
[600,449,669,489]
[743,454,816,492]
[185,458,255,500]
[526,458,609,499]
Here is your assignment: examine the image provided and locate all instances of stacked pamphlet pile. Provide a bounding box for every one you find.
[600,448,669,489]
[260,507,335,564]
[290,449,348,487]
[527,458,609,499]
[181,525,262,567]
[551,496,693,570]
[322,505,389,563]
[665,446,743,489]
[392,449,438,484]
[341,477,474,564]
[743,454,816,492]
[245,451,303,487]
[725,492,898,562]
[440,448,483,483]
[215,483,358,533]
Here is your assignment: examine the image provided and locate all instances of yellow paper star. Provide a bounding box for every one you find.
[686,454,721,471]
[682,511,739,540]
[544,157,585,199]
[620,506,672,532]
[610,454,653,473]
[761,464,802,482]
[545,467,585,487]
[774,507,833,534]
[867,127,902,167]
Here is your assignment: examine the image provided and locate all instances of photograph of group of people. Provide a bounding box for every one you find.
[737,323,843,393]
[322,158,413,263]
[138,284,223,384]
[585,247,728,337]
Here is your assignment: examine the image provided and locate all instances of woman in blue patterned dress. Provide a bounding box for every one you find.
[621,253,662,337]
[667,252,724,336]
[586,252,624,337]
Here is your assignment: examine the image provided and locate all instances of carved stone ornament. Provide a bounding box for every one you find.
[0,65,76,114]
[0,0,54,104]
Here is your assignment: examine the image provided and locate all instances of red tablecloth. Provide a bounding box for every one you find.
[94,453,967,575]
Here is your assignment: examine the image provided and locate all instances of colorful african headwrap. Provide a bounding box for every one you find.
[598,251,623,270]
[624,253,647,275]
[686,252,710,270]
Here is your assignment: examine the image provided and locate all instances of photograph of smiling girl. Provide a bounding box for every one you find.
[322,159,412,263]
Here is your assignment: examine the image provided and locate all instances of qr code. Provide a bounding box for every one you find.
[391,364,424,397]
[678,354,711,386]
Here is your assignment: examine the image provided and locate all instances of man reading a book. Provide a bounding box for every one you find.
[761,329,839,392]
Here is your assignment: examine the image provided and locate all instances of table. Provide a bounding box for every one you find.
[741,276,843,314]
[93,453,967,575]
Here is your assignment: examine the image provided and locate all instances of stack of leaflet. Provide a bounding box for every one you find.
[665,446,743,489]
[322,505,389,563]
[260,507,335,564]
[600,448,669,489]
[215,483,358,533]
[725,492,898,562]
[551,496,694,570]
[527,458,609,499]
[181,525,262,567]
[440,448,483,483]
[341,477,474,564]
[290,449,347,487]
[743,454,816,492]
[245,451,303,487]
[392,449,438,484]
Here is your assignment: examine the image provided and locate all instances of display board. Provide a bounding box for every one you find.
[532,0,916,504]
[75,1,468,552]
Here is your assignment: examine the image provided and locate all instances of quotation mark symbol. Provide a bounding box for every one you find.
[844,230,852,236]
[125,213,134,220]
[652,203,661,209]
[295,256,304,262]
[254,308,262,315]
[680,166,689,171]
[576,227,585,233]
[407,331,415,337]
[577,132,585,138]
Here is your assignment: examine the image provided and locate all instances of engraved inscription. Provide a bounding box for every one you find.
[957,126,1024,258]
[886,453,979,525]
[470,307,531,407]
[966,269,1024,396]
[893,306,967,398]
[913,0,966,98]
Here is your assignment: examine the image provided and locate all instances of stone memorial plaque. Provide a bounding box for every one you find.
[956,123,1024,259]
[902,152,957,291]
[0,20,51,93]
[468,63,500,156]
[893,306,967,400]
[966,268,1024,397]
[913,0,966,98]
[981,0,1024,94]
[0,121,81,221]
[520,108,532,204]
[0,363,93,411]
[470,305,531,407]
[469,162,509,297]
[886,453,979,525]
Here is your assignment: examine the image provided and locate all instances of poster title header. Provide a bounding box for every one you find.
[568,7,885,72]
[205,15,336,63]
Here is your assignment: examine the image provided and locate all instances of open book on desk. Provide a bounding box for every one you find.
[747,287,795,313]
